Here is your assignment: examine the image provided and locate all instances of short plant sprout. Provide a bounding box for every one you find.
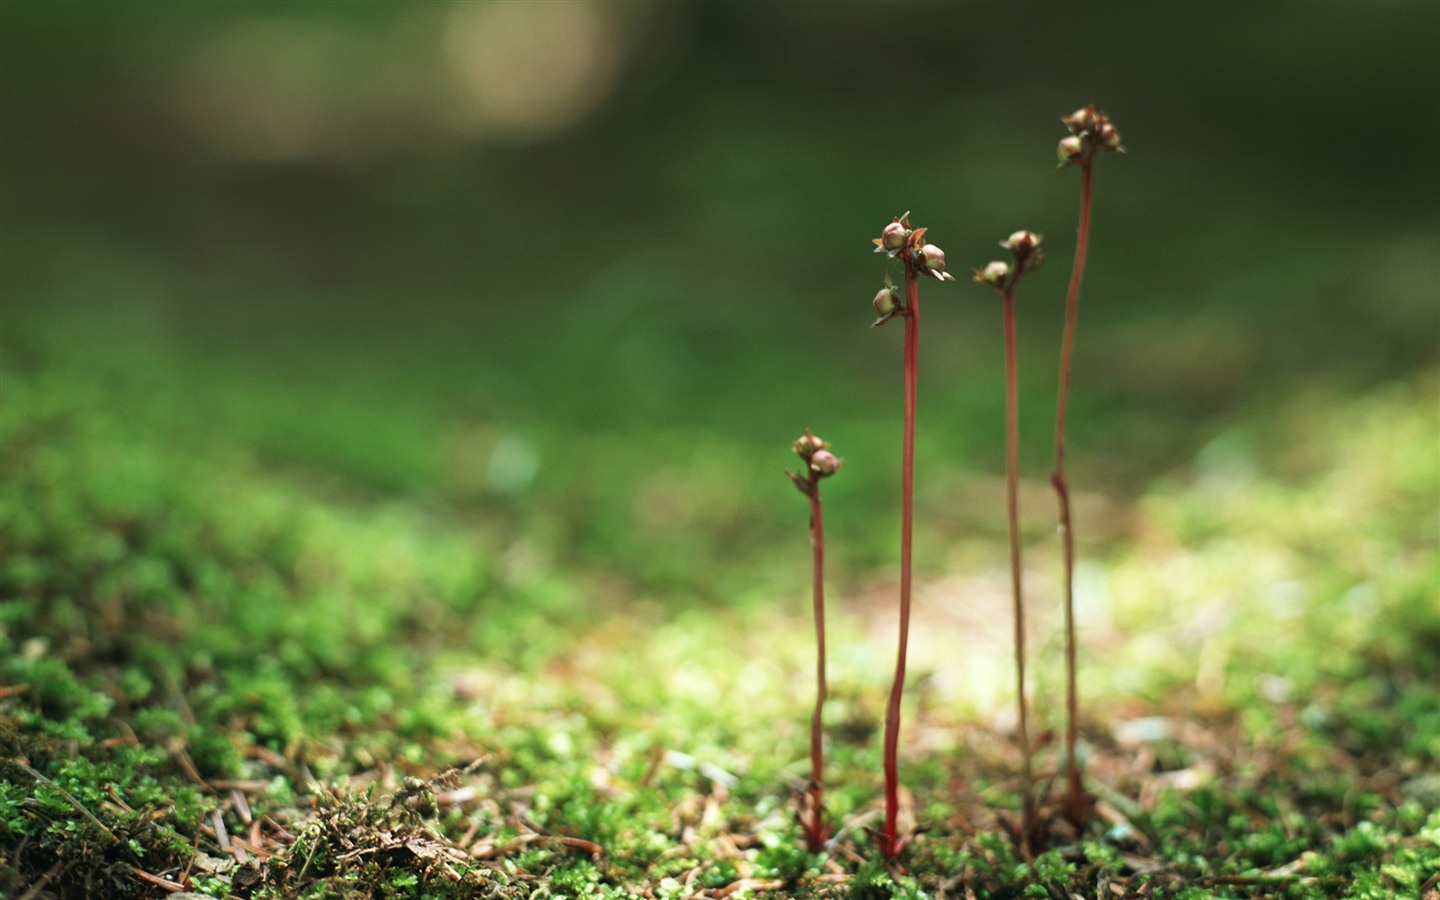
[786,430,842,852]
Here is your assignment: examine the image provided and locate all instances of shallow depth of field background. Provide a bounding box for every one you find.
[3,1,1437,701]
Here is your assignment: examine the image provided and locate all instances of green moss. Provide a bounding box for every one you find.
[1,351,1435,897]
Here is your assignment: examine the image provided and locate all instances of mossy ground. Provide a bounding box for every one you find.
[2,349,1436,898]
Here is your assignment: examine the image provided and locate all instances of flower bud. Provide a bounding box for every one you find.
[921,241,956,280]
[920,244,953,280]
[809,449,841,477]
[976,260,1010,286]
[1003,230,1040,256]
[873,286,900,318]
[1096,122,1124,152]
[875,220,908,254]
[1062,106,1095,133]
[1057,135,1085,165]
[792,431,826,459]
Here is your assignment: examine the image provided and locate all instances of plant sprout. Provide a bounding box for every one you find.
[1052,104,1124,825]
[973,229,1044,854]
[786,430,842,852]
[869,212,955,858]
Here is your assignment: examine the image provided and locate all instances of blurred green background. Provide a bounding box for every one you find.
[3,0,1437,605]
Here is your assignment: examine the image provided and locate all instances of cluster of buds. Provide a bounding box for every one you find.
[787,430,842,496]
[1057,105,1124,169]
[870,212,954,327]
[873,213,956,278]
[973,230,1044,293]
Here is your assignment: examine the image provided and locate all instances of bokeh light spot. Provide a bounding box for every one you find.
[444,0,621,141]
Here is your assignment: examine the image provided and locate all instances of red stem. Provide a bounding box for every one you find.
[1053,160,1092,824]
[1003,286,1036,855]
[805,486,828,850]
[881,252,920,858]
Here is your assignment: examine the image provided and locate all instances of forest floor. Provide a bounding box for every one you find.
[2,350,1437,899]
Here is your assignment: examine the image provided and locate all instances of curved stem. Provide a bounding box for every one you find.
[1053,161,1093,824]
[1003,287,1035,855]
[805,486,828,850]
[882,253,920,858]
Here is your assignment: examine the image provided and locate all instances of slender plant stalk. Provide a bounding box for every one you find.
[871,213,953,857]
[1002,282,1036,854]
[1053,160,1092,824]
[1052,103,1123,826]
[976,230,1043,852]
[805,483,829,851]
[880,252,920,859]
[788,430,839,851]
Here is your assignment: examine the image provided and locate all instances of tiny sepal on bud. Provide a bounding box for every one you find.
[787,468,812,496]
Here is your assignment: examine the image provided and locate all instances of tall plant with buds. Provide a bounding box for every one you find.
[787,430,843,852]
[1052,105,1124,825]
[869,212,955,858]
[973,230,1044,854]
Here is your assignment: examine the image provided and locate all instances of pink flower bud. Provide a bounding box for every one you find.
[920,244,955,281]
[920,243,952,277]
[809,450,841,477]
[880,221,907,252]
